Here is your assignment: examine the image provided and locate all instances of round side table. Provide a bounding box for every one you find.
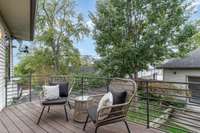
[73,96,93,123]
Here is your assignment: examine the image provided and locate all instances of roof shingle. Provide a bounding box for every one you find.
[158,48,200,69]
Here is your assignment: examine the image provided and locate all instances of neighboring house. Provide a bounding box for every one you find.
[0,0,36,110]
[80,66,97,73]
[138,68,163,80]
[158,48,200,104]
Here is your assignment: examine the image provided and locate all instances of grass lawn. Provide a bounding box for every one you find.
[128,100,166,124]
[161,120,190,133]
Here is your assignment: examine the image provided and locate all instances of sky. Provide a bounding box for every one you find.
[13,0,200,65]
[73,0,97,56]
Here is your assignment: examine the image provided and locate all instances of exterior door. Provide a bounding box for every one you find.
[188,76,200,104]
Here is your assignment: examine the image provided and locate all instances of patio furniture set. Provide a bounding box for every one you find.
[36,78,137,133]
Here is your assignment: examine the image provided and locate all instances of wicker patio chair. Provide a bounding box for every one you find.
[37,76,75,125]
[83,78,137,133]
[13,86,23,102]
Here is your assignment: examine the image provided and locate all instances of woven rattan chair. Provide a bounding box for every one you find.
[37,76,75,125]
[83,78,137,133]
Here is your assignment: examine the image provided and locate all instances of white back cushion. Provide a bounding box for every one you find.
[43,85,59,100]
[97,92,113,120]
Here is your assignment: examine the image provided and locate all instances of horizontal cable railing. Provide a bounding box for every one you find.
[4,74,200,133]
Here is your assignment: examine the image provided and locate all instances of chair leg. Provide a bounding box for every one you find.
[37,106,45,125]
[68,101,71,109]
[83,114,89,131]
[64,105,68,121]
[47,106,50,112]
[124,120,131,133]
[95,126,99,133]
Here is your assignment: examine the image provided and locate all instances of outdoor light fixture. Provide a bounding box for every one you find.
[19,44,29,53]
[17,39,29,53]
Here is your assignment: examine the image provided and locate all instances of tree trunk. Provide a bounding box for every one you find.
[54,54,59,73]
[51,43,59,74]
[134,72,138,79]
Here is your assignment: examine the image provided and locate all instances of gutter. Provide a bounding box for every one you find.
[30,0,37,41]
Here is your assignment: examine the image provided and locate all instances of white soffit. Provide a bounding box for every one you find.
[0,0,36,41]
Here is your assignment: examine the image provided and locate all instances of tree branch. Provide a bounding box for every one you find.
[42,0,53,27]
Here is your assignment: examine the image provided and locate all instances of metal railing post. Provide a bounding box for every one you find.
[29,73,32,102]
[106,77,109,92]
[81,76,84,97]
[146,81,150,128]
[5,77,7,107]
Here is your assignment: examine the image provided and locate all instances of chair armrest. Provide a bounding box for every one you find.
[68,78,75,95]
[89,94,105,98]
[97,102,129,121]
[39,90,45,101]
[89,94,105,106]
[100,102,129,110]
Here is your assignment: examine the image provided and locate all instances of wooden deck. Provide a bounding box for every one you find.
[0,101,162,133]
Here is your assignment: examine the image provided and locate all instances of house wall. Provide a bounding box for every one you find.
[163,69,200,102]
[163,69,200,82]
[0,17,17,109]
[0,17,7,110]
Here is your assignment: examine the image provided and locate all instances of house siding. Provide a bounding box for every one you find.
[163,69,200,103]
[163,69,200,82]
[0,17,7,110]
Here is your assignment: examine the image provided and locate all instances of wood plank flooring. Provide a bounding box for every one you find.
[0,102,162,133]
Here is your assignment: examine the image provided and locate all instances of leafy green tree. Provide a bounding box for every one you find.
[15,48,54,75]
[171,24,198,57]
[15,47,81,76]
[35,0,89,73]
[91,0,197,78]
[15,0,89,76]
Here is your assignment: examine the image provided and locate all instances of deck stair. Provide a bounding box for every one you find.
[171,109,200,133]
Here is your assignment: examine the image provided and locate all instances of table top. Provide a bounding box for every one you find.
[75,96,92,102]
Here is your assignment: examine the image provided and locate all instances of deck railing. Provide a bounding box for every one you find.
[4,74,200,133]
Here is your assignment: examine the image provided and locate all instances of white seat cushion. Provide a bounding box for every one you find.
[43,85,59,100]
[97,92,113,120]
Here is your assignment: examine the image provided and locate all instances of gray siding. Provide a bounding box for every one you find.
[163,69,200,82]
[0,30,6,110]
[163,69,200,101]
[0,16,9,110]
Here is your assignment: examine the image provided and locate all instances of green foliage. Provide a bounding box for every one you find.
[128,100,165,124]
[91,0,197,77]
[16,0,89,75]
[72,73,106,93]
[15,48,54,75]
[162,120,190,133]
[161,96,186,108]
[172,24,199,57]
[35,0,89,73]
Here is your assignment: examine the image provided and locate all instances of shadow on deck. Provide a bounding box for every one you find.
[0,101,162,133]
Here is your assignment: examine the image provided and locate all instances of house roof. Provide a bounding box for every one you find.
[0,0,37,41]
[158,48,200,69]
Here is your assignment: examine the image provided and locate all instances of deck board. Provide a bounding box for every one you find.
[0,118,8,133]
[0,102,162,133]
[24,103,79,133]
[10,107,47,133]
[27,102,85,133]
[4,109,34,133]
[17,103,61,133]
[0,110,21,133]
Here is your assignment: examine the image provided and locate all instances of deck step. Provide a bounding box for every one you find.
[171,110,200,133]
[171,118,200,133]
